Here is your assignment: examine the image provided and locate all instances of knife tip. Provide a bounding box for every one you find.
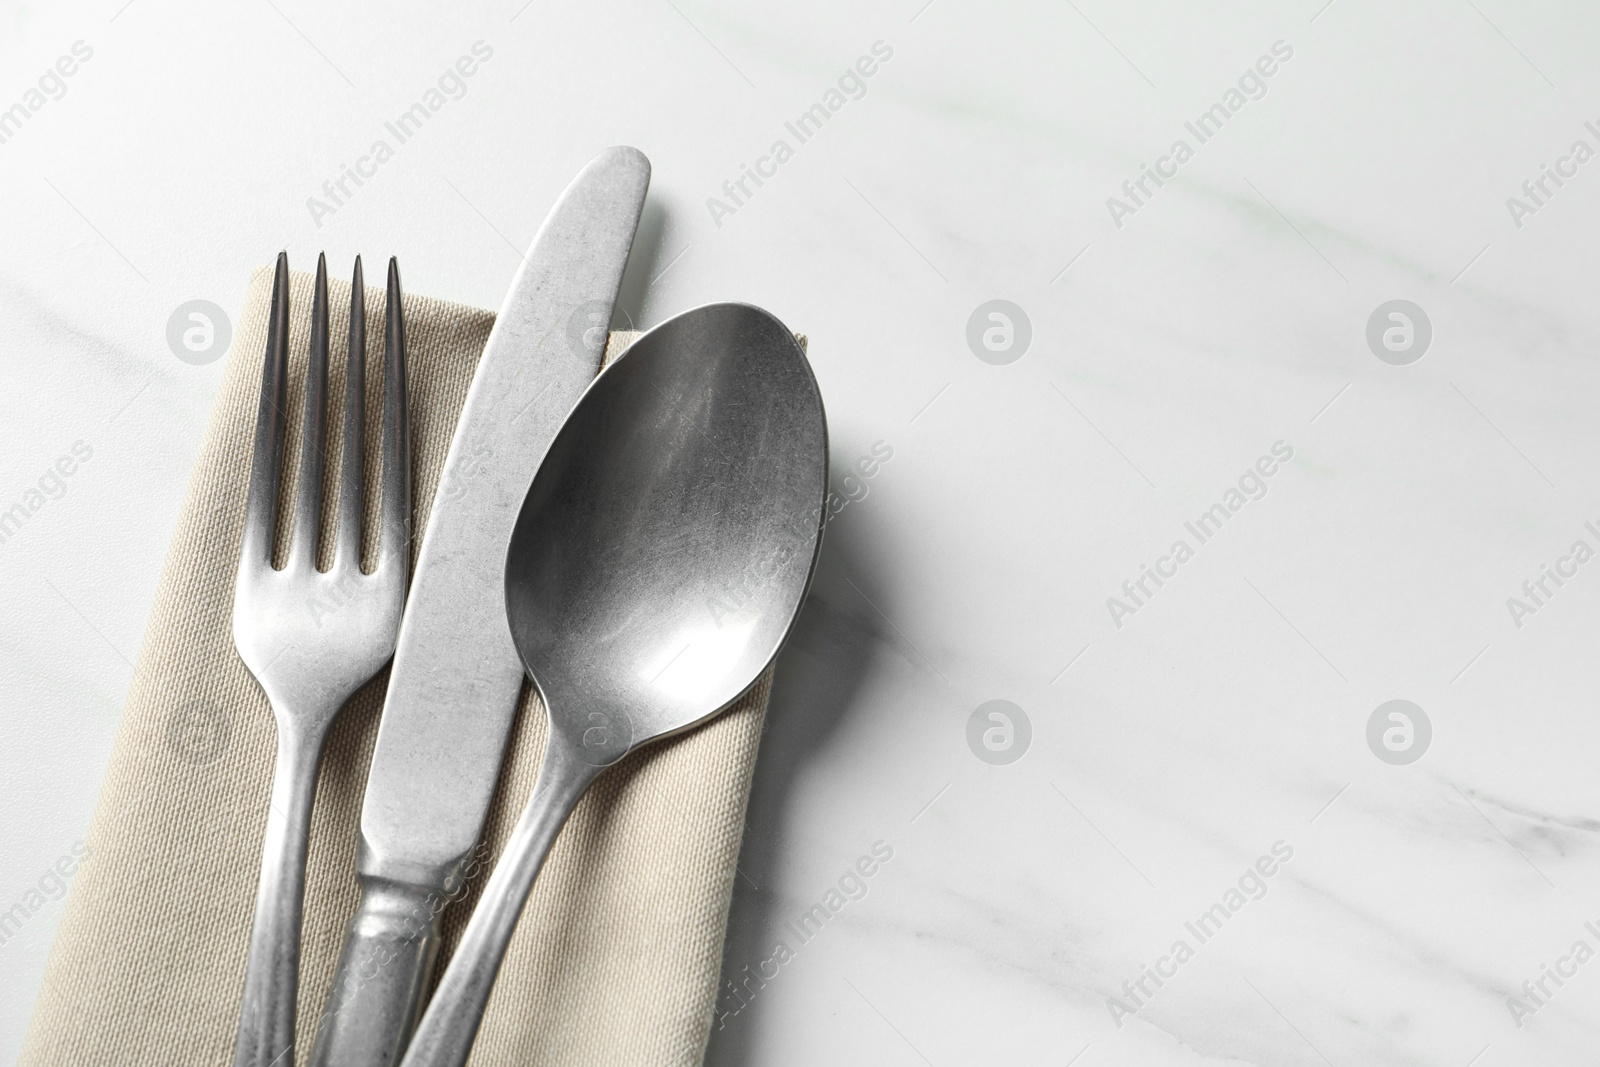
[597,145,650,179]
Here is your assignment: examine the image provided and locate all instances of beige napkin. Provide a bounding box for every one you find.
[20,266,773,1065]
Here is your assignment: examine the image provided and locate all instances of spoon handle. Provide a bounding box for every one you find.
[398,743,601,1067]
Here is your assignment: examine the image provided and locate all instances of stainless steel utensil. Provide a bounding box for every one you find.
[398,302,828,1067]
[308,146,651,1067]
[232,253,411,1067]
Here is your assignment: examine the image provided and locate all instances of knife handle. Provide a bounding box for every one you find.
[399,748,602,1067]
[307,877,445,1067]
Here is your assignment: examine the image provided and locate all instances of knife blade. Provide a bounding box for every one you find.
[307,146,650,1067]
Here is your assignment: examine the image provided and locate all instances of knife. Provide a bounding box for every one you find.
[306,146,650,1067]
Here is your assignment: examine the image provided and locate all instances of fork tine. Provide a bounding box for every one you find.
[288,253,331,570]
[241,252,290,567]
[378,257,411,571]
[334,256,366,570]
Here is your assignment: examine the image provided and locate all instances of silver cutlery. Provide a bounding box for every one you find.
[398,302,828,1067]
[232,253,411,1067]
[308,146,651,1067]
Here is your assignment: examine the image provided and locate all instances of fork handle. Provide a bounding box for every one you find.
[307,877,443,1067]
[233,720,328,1067]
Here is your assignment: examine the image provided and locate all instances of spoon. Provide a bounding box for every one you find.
[398,302,828,1067]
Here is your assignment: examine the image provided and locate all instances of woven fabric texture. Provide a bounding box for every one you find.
[20,266,770,1066]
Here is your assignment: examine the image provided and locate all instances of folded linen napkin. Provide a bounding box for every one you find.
[20,265,774,1066]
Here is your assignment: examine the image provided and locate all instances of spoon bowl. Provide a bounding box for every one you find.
[400,302,827,1067]
[505,301,828,764]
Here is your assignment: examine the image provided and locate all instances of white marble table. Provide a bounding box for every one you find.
[5,0,1600,1062]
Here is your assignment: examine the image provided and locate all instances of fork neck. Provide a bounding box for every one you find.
[264,690,348,747]
[273,713,335,774]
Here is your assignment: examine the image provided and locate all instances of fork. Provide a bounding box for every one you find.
[231,252,411,1067]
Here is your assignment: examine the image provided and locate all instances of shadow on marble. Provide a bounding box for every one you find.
[704,527,888,1066]
[614,197,668,332]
